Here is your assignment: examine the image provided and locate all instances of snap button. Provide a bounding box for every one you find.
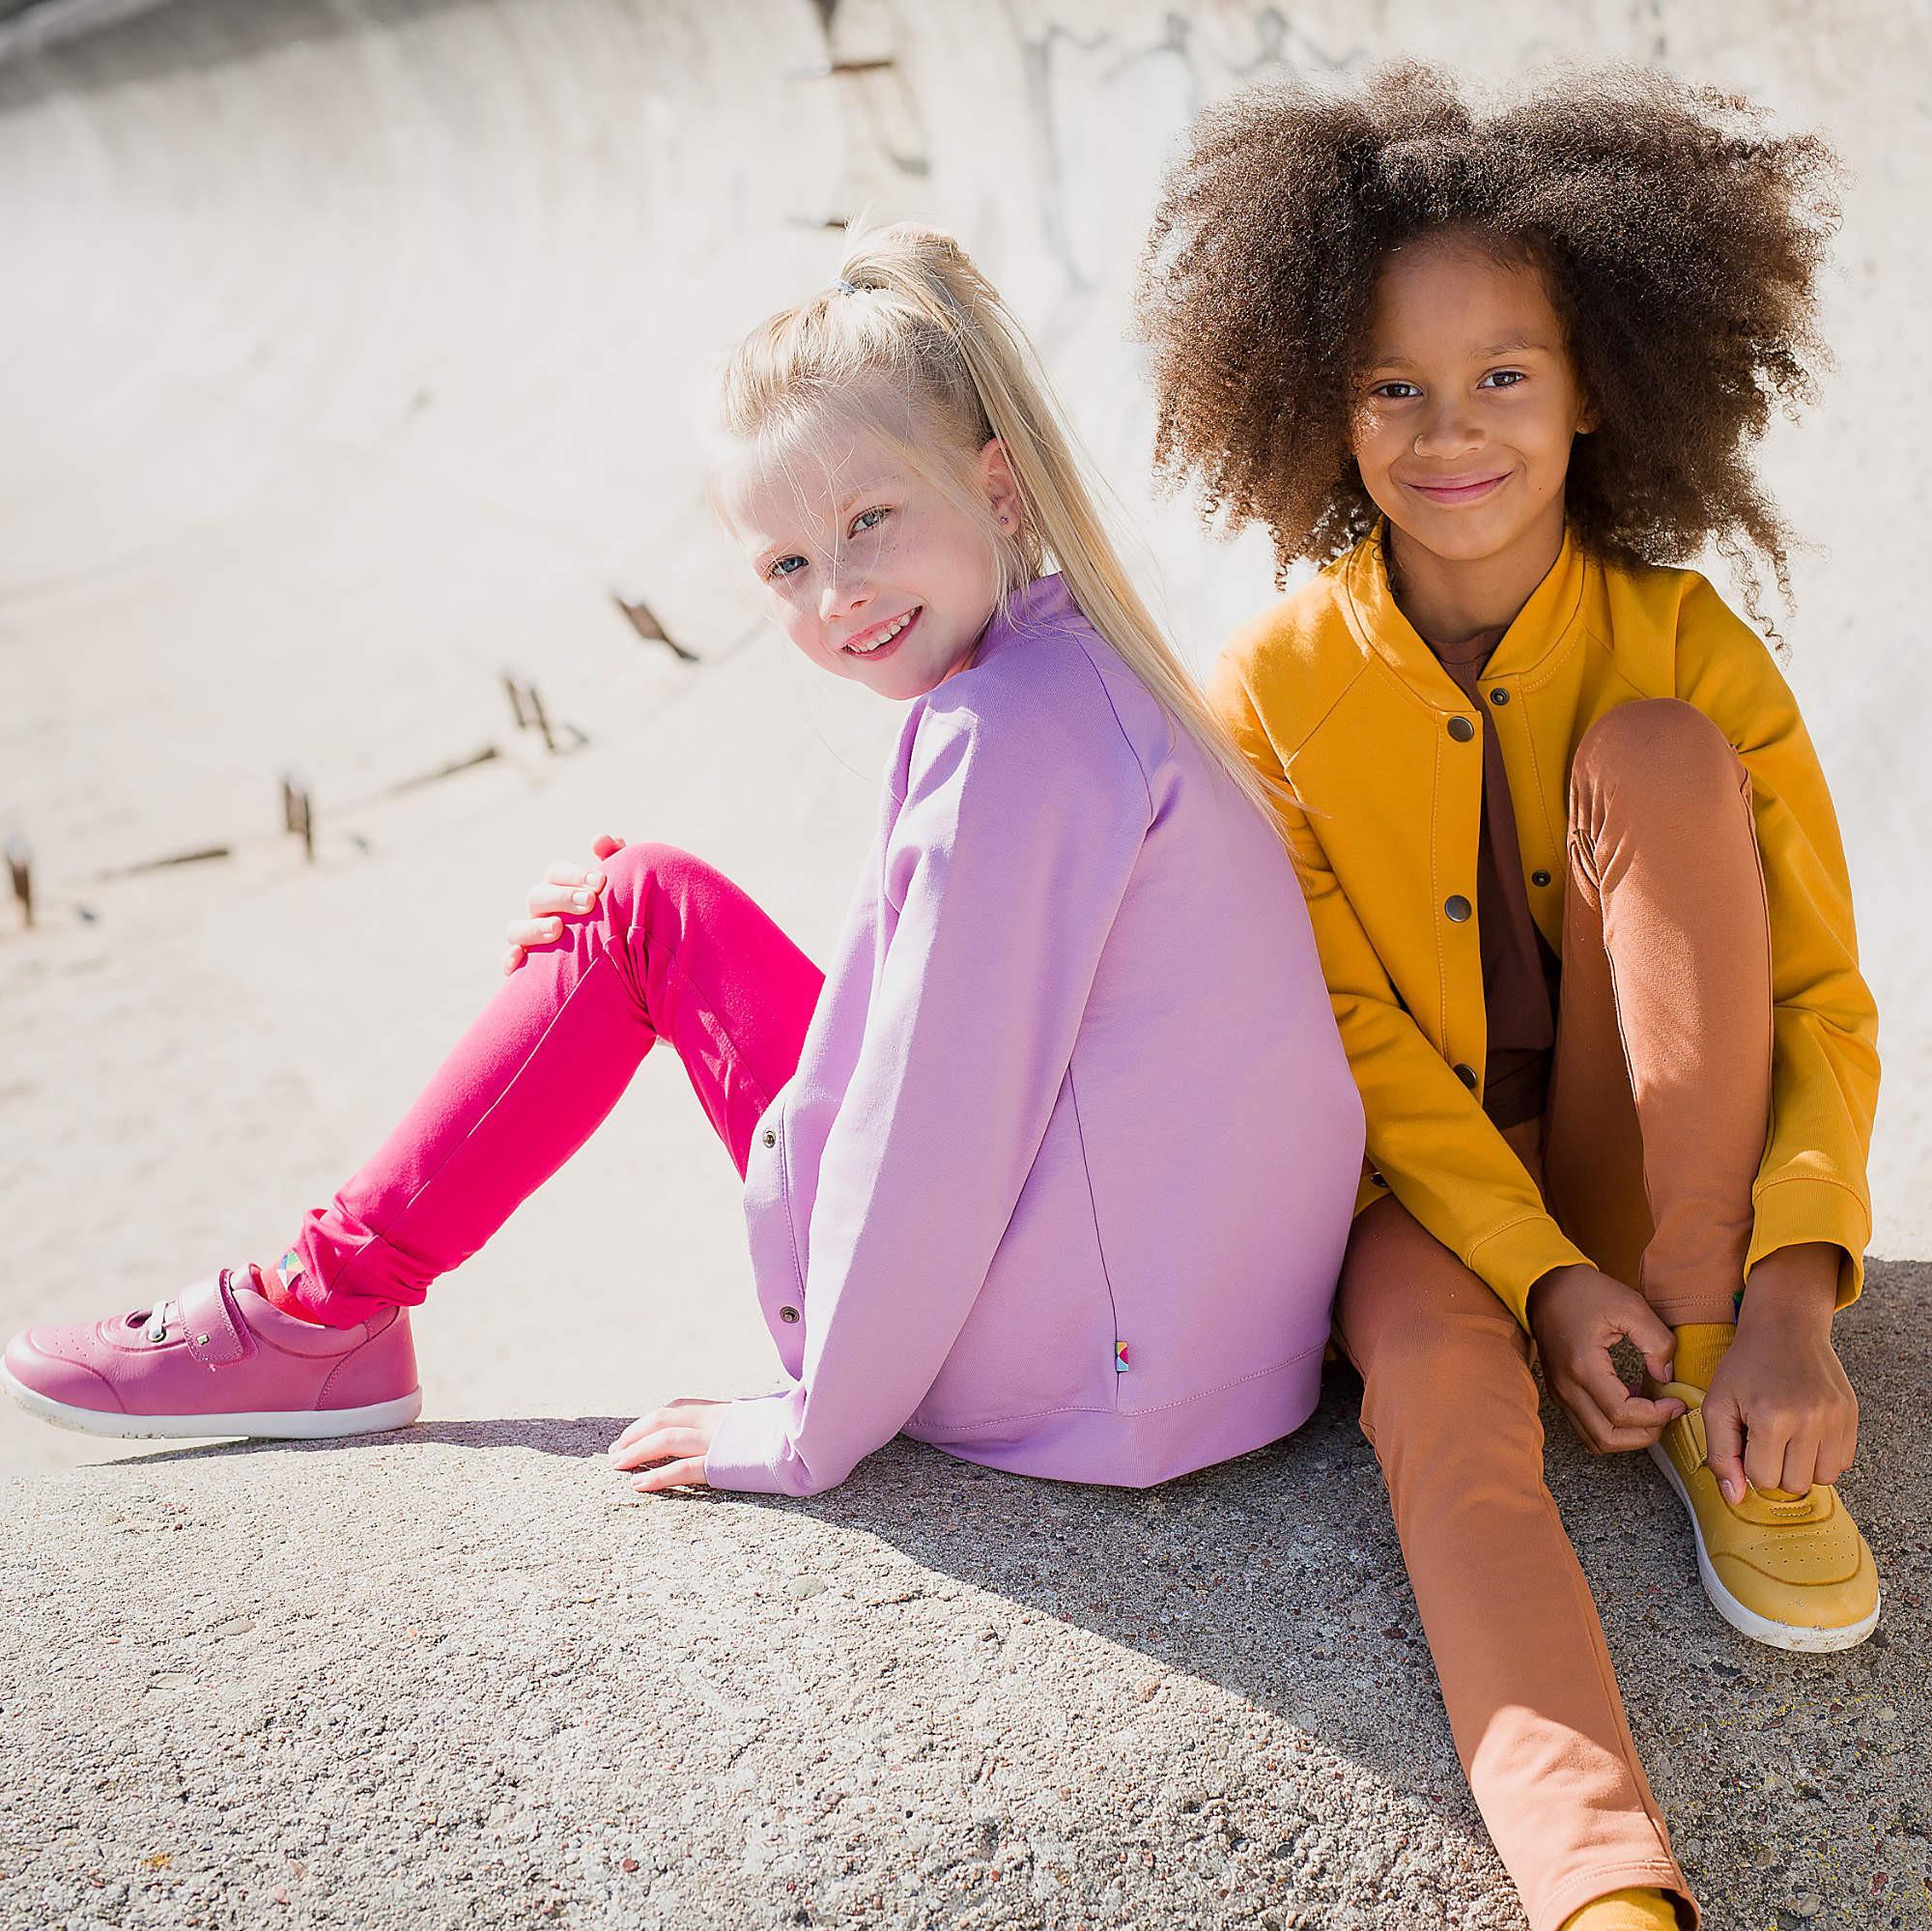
[1369,1168,1388,1187]
[1444,895,1472,923]
[1489,687,1511,706]
[1447,716,1475,742]
[1454,1064,1478,1090]
[779,1304,800,1324]
[761,1126,777,1149]
[1531,869,1552,888]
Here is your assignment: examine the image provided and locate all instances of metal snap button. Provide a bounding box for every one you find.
[761,1127,777,1149]
[1531,869,1552,888]
[1369,1169,1388,1187]
[779,1304,800,1323]
[1454,1064,1478,1090]
[1489,687,1511,706]
[1444,895,1472,923]
[1447,716,1475,742]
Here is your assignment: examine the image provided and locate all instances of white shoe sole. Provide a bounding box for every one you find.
[2,1365,422,1441]
[1647,1442,1880,1653]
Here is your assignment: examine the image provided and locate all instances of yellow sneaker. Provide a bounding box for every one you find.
[1648,1381,1880,1652]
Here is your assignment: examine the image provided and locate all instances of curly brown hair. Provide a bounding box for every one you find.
[1134,62,1842,615]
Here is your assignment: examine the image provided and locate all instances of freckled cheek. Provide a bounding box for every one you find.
[775,608,837,669]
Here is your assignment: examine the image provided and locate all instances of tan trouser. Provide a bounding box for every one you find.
[1333,699,1774,1931]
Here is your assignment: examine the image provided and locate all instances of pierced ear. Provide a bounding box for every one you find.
[980,435,1023,528]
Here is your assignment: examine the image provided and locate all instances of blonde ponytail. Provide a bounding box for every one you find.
[715,222,1287,832]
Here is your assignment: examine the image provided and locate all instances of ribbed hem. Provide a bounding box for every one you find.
[1535,1860,1698,1931]
[905,1341,1328,1490]
[1645,1295,1745,1328]
[1747,1176,1870,1310]
[1465,1211,1594,1328]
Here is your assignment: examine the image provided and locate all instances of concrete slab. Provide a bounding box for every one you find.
[3,1264,1926,1929]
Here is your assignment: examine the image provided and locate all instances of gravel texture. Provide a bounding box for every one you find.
[3,1264,1926,1931]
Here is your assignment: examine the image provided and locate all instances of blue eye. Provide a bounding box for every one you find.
[766,555,806,581]
[851,505,890,535]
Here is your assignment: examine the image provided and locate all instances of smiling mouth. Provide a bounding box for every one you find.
[1405,474,1510,504]
[842,606,922,657]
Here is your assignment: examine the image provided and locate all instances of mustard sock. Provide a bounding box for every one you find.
[1671,1320,1736,1391]
[1558,1887,1681,1931]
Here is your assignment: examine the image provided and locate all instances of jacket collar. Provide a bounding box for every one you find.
[978,572,1075,660]
[1339,520,1588,698]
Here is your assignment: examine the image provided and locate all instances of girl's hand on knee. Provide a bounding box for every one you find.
[1527,1264,1687,1454]
[1701,1276,1858,1501]
[500,834,627,974]
[608,1396,727,1491]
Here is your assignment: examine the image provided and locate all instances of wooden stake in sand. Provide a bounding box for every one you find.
[500,667,563,753]
[281,773,315,862]
[612,594,698,664]
[6,833,30,928]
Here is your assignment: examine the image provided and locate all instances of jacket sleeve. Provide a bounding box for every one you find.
[702,693,1151,1495]
[1208,651,1591,1327]
[1673,578,1881,1308]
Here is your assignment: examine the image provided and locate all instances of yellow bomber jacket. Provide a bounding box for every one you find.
[1208,525,1880,1327]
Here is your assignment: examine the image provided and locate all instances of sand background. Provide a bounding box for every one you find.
[4,1,1928,1481]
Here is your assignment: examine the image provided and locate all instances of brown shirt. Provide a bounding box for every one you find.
[1426,628,1563,1129]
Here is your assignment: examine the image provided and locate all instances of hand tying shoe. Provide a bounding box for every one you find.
[2,1266,420,1440]
[1648,1379,1879,1653]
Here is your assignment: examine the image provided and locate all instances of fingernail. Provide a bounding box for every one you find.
[586,871,604,890]
[574,893,592,909]
[1722,1479,1741,1503]
[549,920,562,934]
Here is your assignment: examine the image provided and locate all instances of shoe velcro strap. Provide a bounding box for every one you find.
[177,1271,251,1366]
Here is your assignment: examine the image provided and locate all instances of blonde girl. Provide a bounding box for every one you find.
[8,224,1364,1503]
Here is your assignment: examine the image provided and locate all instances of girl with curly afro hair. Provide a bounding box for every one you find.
[1138,62,1882,1931]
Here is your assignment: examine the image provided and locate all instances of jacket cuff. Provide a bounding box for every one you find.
[1747,1177,1870,1311]
[1464,1212,1594,1329]
[702,1389,796,1494]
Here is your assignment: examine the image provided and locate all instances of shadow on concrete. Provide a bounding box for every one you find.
[74,1260,1931,1917]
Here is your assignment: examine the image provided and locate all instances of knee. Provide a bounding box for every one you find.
[1338,1207,1541,1462]
[1572,699,1743,812]
[595,840,710,923]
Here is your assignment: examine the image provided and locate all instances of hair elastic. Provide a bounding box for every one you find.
[830,277,862,296]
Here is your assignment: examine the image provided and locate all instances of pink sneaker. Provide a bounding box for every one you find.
[2,1266,421,1440]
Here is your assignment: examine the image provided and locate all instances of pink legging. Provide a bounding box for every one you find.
[283,843,823,1327]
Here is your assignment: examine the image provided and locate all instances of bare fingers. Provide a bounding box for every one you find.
[1557,1353,1684,1454]
[502,863,609,973]
[527,862,608,920]
[630,1455,710,1492]
[609,1420,712,1491]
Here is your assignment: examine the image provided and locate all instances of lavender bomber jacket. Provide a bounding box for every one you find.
[702,574,1364,1495]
